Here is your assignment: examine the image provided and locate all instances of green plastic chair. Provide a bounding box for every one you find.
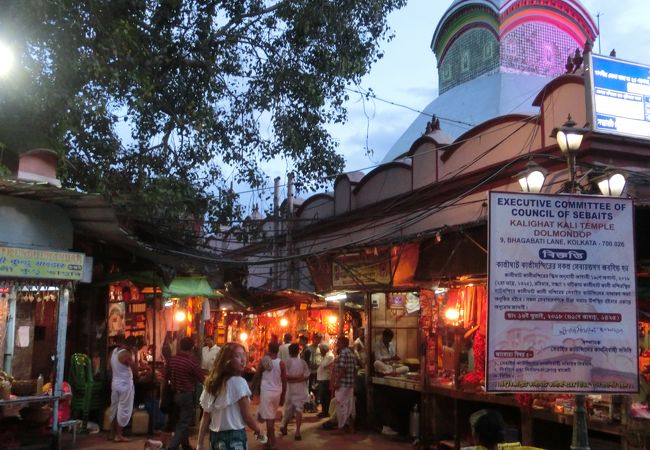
[69,353,104,425]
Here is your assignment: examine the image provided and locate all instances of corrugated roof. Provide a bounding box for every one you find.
[0,178,222,270]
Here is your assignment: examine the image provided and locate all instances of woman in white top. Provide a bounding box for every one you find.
[197,342,266,450]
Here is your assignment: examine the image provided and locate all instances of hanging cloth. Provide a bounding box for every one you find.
[202,297,211,321]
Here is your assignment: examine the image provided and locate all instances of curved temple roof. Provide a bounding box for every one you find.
[381,0,598,163]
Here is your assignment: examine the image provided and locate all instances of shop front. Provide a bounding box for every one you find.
[321,223,650,450]
[99,274,222,432]
[0,245,89,447]
[217,295,361,375]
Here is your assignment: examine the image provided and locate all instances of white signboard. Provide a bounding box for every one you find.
[487,192,638,393]
[590,53,650,139]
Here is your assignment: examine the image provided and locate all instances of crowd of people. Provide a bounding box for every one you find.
[251,332,362,450]
[98,327,526,450]
[105,329,365,450]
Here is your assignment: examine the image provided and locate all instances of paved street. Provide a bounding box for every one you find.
[63,413,413,450]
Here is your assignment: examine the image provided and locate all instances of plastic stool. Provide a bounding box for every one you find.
[59,419,82,444]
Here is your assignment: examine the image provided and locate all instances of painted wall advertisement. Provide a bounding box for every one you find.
[487,192,638,393]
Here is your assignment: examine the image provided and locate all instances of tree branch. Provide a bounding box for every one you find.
[213,0,289,38]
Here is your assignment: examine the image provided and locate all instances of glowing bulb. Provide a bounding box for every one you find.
[280,318,288,327]
[174,310,186,322]
[444,307,460,322]
[328,315,338,325]
[240,332,248,342]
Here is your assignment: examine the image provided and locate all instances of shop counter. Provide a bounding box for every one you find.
[0,394,56,406]
[422,384,639,449]
[427,383,519,407]
[372,375,421,391]
[0,394,58,418]
[529,408,624,436]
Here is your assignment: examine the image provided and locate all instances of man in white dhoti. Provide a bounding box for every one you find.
[332,336,357,434]
[259,342,286,450]
[109,336,136,442]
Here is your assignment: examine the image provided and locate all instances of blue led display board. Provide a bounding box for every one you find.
[590,54,650,139]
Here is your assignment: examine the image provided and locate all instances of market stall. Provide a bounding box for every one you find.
[367,290,425,437]
[362,277,650,450]
[415,283,650,450]
[216,299,363,373]
[0,246,87,448]
[100,275,222,433]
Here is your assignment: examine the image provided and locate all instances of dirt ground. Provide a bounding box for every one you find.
[64,410,414,450]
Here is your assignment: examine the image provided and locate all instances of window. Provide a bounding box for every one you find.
[483,42,494,60]
[442,63,452,81]
[461,50,470,72]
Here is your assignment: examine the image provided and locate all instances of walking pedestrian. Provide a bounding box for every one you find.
[166,337,206,450]
[305,332,323,403]
[278,333,291,362]
[279,343,310,441]
[201,336,220,372]
[259,342,286,450]
[196,342,266,450]
[316,343,335,418]
[332,336,357,434]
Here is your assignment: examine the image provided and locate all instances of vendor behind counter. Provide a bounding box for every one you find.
[371,328,419,436]
[373,328,410,376]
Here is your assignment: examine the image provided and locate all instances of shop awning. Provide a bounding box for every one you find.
[161,276,222,298]
[0,178,225,272]
[96,271,223,298]
[239,288,324,313]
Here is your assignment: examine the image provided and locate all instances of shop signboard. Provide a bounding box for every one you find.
[0,246,85,281]
[487,192,638,393]
[588,53,650,139]
[332,252,391,289]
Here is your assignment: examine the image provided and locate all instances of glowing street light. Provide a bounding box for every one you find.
[595,172,626,197]
[0,42,14,77]
[516,160,547,193]
[551,115,589,194]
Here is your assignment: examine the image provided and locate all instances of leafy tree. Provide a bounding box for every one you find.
[0,0,406,235]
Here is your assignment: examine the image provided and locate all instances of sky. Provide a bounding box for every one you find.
[324,0,650,177]
[70,0,650,216]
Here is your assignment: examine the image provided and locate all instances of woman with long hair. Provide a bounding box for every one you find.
[196,342,266,450]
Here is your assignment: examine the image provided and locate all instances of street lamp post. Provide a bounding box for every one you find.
[552,115,589,194]
[552,115,590,450]
[515,117,628,450]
